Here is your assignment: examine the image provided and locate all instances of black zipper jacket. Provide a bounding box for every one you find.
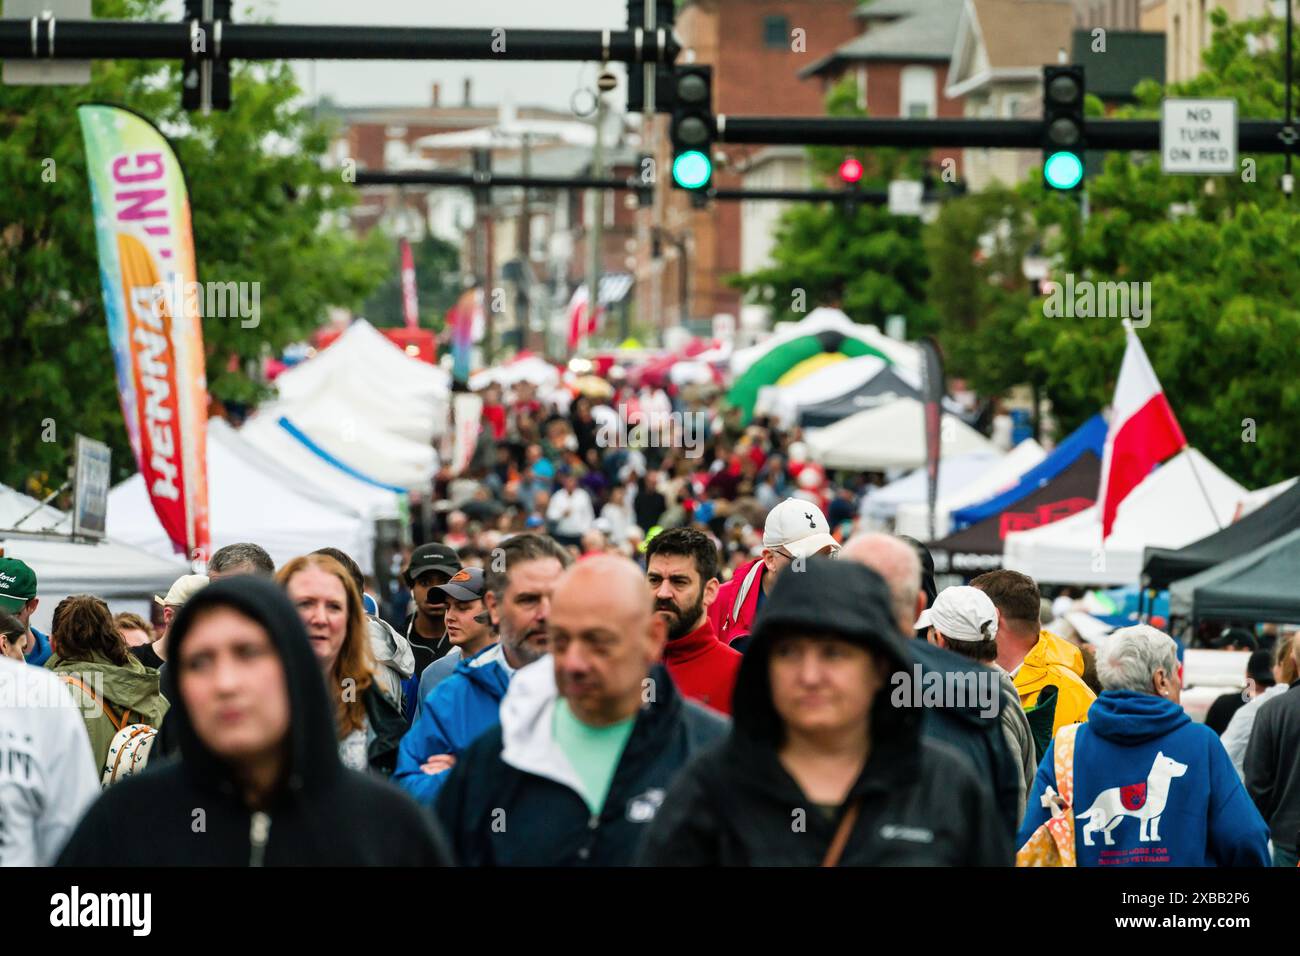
[435,662,728,866]
[57,577,450,867]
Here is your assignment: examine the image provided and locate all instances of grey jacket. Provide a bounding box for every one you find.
[997,668,1036,828]
[368,616,416,712]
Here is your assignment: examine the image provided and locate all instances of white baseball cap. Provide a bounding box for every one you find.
[915,586,999,643]
[762,498,840,560]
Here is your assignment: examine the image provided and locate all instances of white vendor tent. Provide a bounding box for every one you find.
[273,320,449,443]
[892,438,1046,540]
[1002,448,1246,586]
[807,398,998,471]
[470,354,561,391]
[730,307,919,377]
[1,484,186,631]
[859,450,1003,525]
[250,391,439,491]
[108,419,379,573]
[238,414,405,521]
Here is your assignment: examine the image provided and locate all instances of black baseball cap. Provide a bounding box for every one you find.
[404,543,461,586]
[435,567,486,602]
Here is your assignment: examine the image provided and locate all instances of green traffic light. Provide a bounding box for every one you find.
[1044,151,1084,190]
[672,150,712,190]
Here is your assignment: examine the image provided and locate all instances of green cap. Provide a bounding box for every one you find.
[0,557,37,612]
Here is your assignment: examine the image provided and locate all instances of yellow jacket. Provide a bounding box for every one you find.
[1013,630,1096,737]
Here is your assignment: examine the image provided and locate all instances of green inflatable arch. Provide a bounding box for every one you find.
[727,334,892,424]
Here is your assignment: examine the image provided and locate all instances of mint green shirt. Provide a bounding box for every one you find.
[552,699,636,815]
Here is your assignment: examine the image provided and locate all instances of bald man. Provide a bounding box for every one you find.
[841,533,1024,846]
[435,555,729,866]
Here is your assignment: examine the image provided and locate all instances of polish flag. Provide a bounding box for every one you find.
[1098,323,1187,539]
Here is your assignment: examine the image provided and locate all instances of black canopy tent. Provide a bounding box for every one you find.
[798,367,921,429]
[1169,525,1300,625]
[1141,480,1300,591]
[929,452,1100,575]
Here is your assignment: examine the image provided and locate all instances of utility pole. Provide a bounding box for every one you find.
[517,131,532,351]
[585,86,606,357]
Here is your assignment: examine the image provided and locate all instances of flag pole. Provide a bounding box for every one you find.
[1182,441,1224,532]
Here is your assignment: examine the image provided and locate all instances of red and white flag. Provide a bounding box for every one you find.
[566,283,602,351]
[1098,323,1187,539]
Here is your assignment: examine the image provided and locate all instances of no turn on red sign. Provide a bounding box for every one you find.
[1160,98,1237,174]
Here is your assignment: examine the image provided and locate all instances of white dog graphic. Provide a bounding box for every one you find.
[1078,752,1188,847]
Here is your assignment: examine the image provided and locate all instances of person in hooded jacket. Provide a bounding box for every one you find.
[437,555,728,866]
[1018,624,1269,867]
[45,594,170,778]
[277,554,408,775]
[639,559,1010,866]
[56,576,451,866]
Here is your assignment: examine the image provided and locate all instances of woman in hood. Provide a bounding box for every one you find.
[639,559,1009,866]
[1017,624,1270,866]
[45,595,169,778]
[277,554,407,775]
[57,576,451,866]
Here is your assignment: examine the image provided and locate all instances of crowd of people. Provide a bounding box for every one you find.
[1,378,1296,868]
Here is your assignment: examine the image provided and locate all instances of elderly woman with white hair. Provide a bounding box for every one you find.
[1016,624,1270,866]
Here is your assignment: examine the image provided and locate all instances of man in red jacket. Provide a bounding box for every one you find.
[645,528,741,716]
[708,497,841,652]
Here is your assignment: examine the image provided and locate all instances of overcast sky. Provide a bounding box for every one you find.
[165,0,632,112]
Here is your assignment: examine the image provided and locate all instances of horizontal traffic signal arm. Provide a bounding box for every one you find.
[0,18,678,64]
[716,116,1300,153]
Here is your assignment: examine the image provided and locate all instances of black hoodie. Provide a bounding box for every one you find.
[57,577,451,866]
[638,559,1012,866]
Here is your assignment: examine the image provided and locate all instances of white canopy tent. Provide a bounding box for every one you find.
[249,392,439,492]
[730,307,920,377]
[1232,476,1297,520]
[1,484,186,631]
[1002,448,1247,586]
[238,415,405,522]
[807,398,998,471]
[892,438,1047,540]
[108,419,380,573]
[860,451,1003,525]
[273,320,448,444]
[470,354,561,391]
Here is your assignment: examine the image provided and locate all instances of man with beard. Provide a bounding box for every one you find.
[401,543,461,679]
[645,528,741,716]
[394,535,570,805]
[435,555,728,865]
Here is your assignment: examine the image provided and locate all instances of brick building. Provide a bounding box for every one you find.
[647,0,862,329]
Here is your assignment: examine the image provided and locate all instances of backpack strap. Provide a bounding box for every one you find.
[60,674,130,732]
[1053,722,1083,809]
[820,800,862,868]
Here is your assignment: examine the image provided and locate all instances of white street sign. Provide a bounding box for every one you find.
[1161,98,1237,175]
[888,179,924,217]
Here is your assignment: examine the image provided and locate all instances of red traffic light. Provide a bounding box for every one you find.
[839,157,864,185]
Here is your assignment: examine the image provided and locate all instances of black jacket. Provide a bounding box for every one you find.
[436,662,728,866]
[57,577,451,867]
[638,558,1013,866]
[362,682,408,775]
[907,638,1023,842]
[1245,680,1300,852]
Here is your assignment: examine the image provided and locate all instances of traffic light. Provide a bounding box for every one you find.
[670,65,715,193]
[1041,65,1085,191]
[838,157,864,186]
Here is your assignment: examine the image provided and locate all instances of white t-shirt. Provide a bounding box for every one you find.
[0,657,100,865]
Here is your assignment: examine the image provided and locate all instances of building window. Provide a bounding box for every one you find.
[900,65,937,118]
[763,15,789,49]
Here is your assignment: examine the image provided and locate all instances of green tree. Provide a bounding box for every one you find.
[0,0,388,495]
[729,78,936,335]
[1014,9,1300,486]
